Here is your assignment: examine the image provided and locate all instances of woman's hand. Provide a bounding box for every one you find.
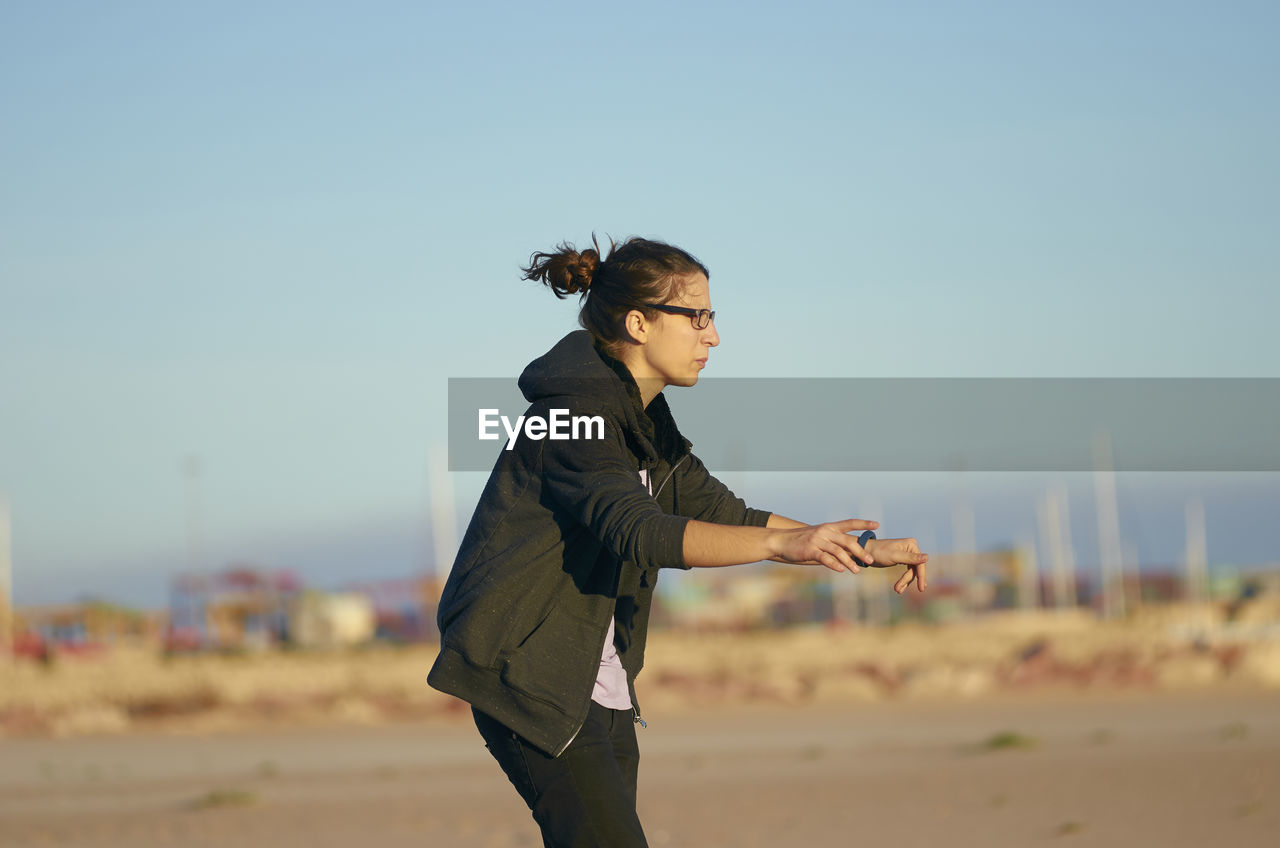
[770,518,880,573]
[865,538,929,593]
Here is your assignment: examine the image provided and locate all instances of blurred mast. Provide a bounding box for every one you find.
[1122,539,1140,612]
[1185,498,1208,610]
[0,495,11,661]
[1093,432,1125,619]
[951,495,977,614]
[858,498,888,626]
[427,442,458,595]
[182,454,207,574]
[1039,486,1076,610]
[1016,532,1039,610]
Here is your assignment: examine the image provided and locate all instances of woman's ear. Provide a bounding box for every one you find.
[623,309,649,345]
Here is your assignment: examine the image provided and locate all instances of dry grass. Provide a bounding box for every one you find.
[2,607,1278,738]
[189,788,259,810]
[980,730,1039,751]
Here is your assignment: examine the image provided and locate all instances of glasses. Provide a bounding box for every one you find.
[645,303,716,330]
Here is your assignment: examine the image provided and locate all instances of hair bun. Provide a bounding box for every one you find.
[520,236,608,300]
[565,248,599,294]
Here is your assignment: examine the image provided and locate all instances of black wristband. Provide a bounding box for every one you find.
[858,529,877,552]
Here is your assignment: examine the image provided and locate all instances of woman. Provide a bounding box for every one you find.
[429,236,929,847]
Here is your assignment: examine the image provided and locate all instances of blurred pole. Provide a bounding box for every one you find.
[1185,498,1208,615]
[427,442,458,595]
[858,499,888,626]
[1016,532,1039,610]
[182,455,206,574]
[0,495,12,662]
[178,455,207,654]
[1122,538,1141,612]
[1092,432,1125,619]
[1039,486,1076,610]
[829,499,860,625]
[952,496,976,614]
[1036,493,1054,607]
[831,561,860,624]
[1056,487,1078,609]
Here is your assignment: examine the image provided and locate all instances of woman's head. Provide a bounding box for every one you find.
[522,236,719,401]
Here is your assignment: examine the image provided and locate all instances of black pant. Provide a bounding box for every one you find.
[472,702,648,848]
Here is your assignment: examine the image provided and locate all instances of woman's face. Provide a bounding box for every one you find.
[637,273,720,389]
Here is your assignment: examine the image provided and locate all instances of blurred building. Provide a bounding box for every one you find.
[167,565,300,652]
[651,550,1280,631]
[288,590,376,648]
[345,576,443,642]
[656,569,798,631]
[12,601,160,658]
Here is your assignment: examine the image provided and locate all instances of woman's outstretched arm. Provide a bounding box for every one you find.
[682,518,877,572]
[686,513,931,593]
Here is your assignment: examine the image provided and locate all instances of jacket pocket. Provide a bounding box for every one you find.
[499,606,601,709]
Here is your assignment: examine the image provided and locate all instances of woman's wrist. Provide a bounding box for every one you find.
[683,521,778,568]
[764,528,789,561]
[859,530,877,554]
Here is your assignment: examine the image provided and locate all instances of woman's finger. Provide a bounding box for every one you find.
[839,539,874,565]
[827,542,861,574]
[817,551,846,574]
[830,532,874,565]
[914,562,928,592]
[894,567,916,594]
[833,518,879,533]
[873,545,927,567]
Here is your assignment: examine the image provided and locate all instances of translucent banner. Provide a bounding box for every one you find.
[448,378,1280,472]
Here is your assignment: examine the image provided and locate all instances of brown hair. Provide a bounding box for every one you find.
[521,235,710,356]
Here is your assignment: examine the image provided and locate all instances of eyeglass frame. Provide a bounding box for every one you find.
[644,303,716,330]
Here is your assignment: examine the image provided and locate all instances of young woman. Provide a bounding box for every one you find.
[429,236,929,847]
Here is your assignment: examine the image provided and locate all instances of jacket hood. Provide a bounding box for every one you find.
[518,330,691,465]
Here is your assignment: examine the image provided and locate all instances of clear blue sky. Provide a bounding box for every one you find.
[3,1,1278,605]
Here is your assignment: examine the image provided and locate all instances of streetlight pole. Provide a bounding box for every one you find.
[1,496,13,662]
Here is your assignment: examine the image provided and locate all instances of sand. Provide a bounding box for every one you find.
[2,688,1277,847]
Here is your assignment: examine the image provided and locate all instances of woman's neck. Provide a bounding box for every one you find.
[618,355,664,408]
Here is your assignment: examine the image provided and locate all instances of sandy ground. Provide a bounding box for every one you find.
[2,688,1277,847]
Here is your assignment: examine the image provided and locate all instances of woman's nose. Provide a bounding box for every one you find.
[704,321,720,347]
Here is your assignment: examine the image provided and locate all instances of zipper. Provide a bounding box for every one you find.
[628,454,683,733]
[554,619,615,757]
[630,678,647,728]
[557,521,637,757]
[653,455,686,498]
[558,457,683,755]
[554,724,582,757]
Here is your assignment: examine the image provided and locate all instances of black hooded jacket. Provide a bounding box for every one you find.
[428,331,771,756]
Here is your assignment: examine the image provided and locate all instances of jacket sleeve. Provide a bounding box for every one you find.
[676,452,773,528]
[537,410,692,571]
